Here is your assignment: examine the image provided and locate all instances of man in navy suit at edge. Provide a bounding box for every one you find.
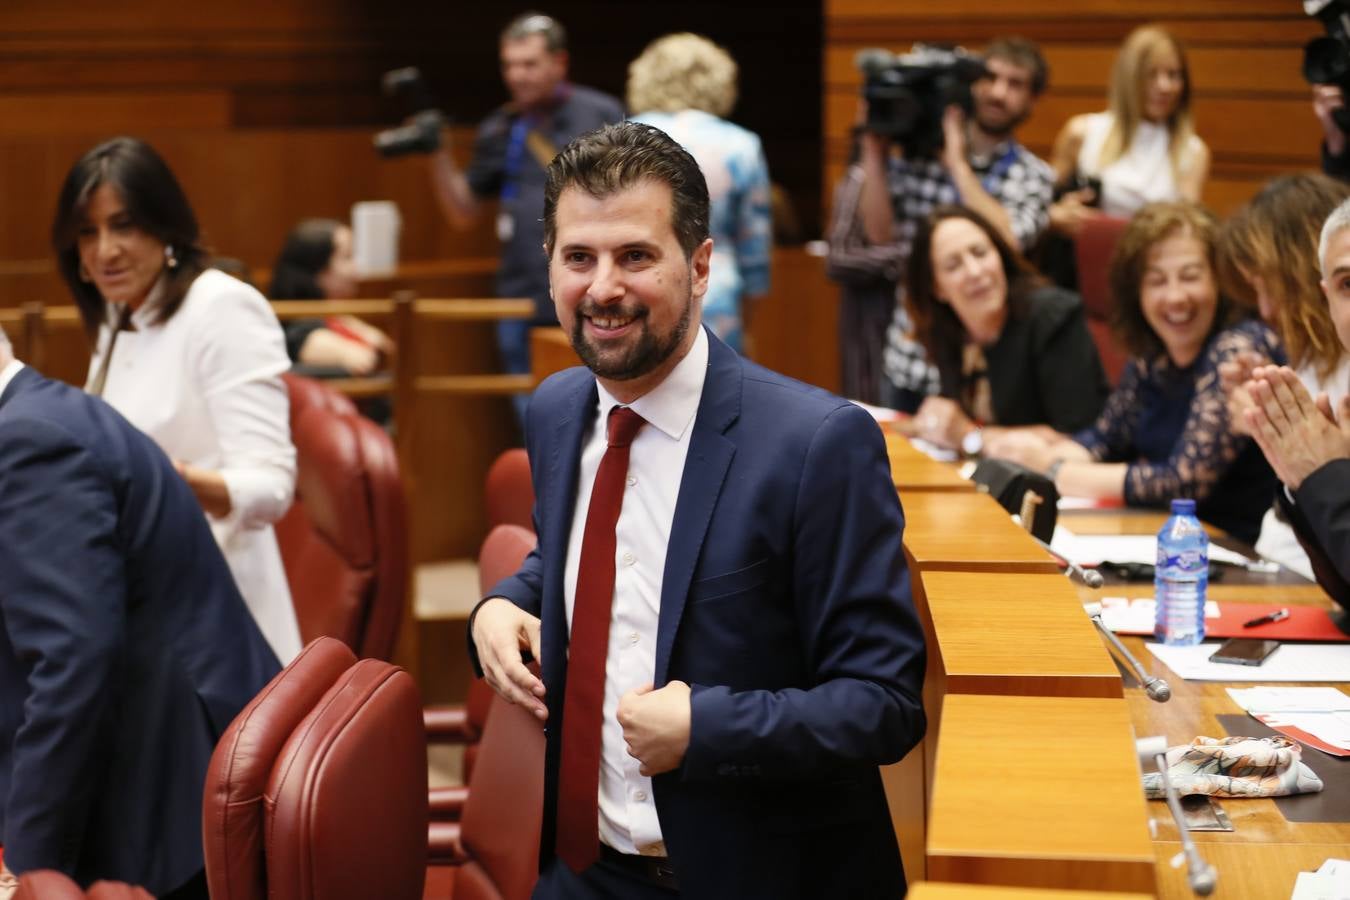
[469,121,926,899]
[0,325,279,899]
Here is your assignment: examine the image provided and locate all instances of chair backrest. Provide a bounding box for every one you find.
[461,524,539,780]
[1074,215,1131,386]
[203,637,358,900]
[452,695,547,900]
[265,657,428,900]
[276,402,407,661]
[484,449,534,531]
[15,872,154,900]
[283,373,359,426]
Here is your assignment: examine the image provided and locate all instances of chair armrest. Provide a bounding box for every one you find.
[428,820,468,864]
[429,785,470,820]
[424,704,479,743]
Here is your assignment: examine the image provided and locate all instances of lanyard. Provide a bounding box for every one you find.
[500,116,534,203]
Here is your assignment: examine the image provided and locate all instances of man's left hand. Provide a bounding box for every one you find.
[618,681,691,777]
[1245,366,1350,490]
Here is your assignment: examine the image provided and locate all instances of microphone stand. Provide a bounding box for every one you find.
[1136,737,1217,896]
[1024,532,1173,702]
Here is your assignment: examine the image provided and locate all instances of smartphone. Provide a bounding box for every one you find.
[1208,638,1280,666]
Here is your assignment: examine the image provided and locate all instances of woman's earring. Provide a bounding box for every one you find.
[79,262,93,283]
[165,244,178,270]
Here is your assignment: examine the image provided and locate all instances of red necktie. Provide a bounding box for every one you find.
[556,405,646,872]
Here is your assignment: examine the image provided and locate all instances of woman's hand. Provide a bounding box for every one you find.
[985,429,1056,472]
[173,460,234,519]
[914,396,975,450]
[337,315,395,356]
[1049,188,1099,237]
[1219,350,1268,436]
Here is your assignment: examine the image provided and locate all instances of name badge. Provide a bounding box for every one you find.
[496,211,515,242]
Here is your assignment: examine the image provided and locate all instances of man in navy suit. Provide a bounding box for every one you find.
[0,326,279,898]
[470,122,926,899]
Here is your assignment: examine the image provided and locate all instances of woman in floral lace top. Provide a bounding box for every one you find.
[987,202,1278,543]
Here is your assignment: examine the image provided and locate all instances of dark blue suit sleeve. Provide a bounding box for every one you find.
[684,404,926,779]
[0,419,126,875]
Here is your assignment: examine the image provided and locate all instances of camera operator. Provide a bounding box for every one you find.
[428,12,624,398]
[1305,1,1350,181]
[857,37,1054,411]
[1315,84,1350,181]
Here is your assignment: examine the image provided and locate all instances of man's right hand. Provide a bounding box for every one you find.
[472,597,547,720]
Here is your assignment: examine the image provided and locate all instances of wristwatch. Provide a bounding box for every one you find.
[961,427,984,457]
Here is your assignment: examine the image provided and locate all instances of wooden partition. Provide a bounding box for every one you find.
[824,1,1325,218]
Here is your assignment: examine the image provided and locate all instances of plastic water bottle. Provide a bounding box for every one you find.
[1155,498,1208,646]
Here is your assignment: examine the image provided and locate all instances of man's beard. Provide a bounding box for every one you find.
[569,287,694,382]
[974,104,1029,140]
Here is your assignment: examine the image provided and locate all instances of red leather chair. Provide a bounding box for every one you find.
[1074,215,1132,386]
[283,372,359,423]
[424,693,546,900]
[483,449,533,532]
[15,872,153,899]
[203,637,427,900]
[276,394,408,662]
[426,524,537,821]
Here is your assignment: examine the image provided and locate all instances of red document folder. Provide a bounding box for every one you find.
[1112,601,1349,641]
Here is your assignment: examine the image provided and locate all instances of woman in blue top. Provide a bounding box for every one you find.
[628,32,772,352]
[989,201,1278,543]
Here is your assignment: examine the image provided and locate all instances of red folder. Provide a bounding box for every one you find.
[1113,601,1349,641]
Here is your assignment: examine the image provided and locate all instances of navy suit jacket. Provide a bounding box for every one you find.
[0,366,279,893]
[487,331,926,899]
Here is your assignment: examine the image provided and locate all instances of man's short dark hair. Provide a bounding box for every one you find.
[502,11,567,53]
[984,36,1049,96]
[543,122,710,259]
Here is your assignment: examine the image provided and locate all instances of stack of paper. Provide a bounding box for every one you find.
[1226,687,1350,757]
[1146,642,1350,683]
[1096,596,1220,634]
[1291,858,1350,899]
[1051,526,1254,567]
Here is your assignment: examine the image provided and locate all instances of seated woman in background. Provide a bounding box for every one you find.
[1216,172,1350,575]
[268,218,393,375]
[52,136,302,664]
[905,205,1109,454]
[989,202,1278,544]
[1048,24,1210,238]
[627,32,772,353]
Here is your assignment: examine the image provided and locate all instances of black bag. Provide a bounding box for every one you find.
[969,458,1059,544]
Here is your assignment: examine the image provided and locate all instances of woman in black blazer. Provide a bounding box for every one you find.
[905,204,1109,455]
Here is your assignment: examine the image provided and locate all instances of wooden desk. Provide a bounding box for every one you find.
[926,694,1156,893]
[885,433,976,493]
[902,491,1059,575]
[1067,511,1348,899]
[922,571,1122,701]
[909,885,1151,900]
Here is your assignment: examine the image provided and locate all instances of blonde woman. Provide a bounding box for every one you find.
[628,32,772,352]
[1050,25,1211,235]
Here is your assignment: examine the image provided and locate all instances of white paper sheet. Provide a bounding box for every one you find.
[1051,526,1253,568]
[1146,642,1350,682]
[1227,687,1350,713]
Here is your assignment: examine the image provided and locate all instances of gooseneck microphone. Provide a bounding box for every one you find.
[1136,737,1218,895]
[1084,603,1172,702]
[1028,532,1104,588]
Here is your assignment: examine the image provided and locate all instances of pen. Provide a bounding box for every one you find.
[1242,608,1289,628]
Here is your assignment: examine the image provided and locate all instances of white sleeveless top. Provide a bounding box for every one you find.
[1076,111,1202,216]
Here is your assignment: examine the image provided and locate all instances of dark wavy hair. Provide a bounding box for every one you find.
[1109,201,1243,360]
[51,137,208,342]
[268,218,343,300]
[905,204,1043,387]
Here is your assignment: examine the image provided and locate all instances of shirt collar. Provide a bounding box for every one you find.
[594,326,709,442]
[0,358,25,400]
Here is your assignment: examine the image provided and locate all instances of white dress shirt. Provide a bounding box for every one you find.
[0,359,23,400]
[86,269,303,663]
[564,326,709,855]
